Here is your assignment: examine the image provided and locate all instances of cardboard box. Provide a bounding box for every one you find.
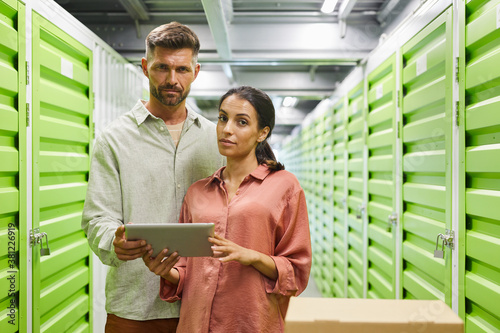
[284,297,463,333]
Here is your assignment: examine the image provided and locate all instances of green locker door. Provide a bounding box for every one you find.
[302,123,320,281]
[400,8,453,303]
[332,99,346,297]
[319,109,334,297]
[366,54,397,299]
[346,82,366,298]
[0,0,25,332]
[313,119,324,288]
[313,110,335,297]
[308,121,318,287]
[464,0,500,330]
[31,13,93,332]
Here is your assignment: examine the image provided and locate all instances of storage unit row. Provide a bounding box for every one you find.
[0,0,143,332]
[281,1,500,331]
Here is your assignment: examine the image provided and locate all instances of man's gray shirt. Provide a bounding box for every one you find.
[82,100,224,320]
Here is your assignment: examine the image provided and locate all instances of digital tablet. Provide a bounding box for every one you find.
[125,223,215,257]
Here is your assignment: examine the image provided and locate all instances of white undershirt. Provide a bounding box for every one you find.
[166,121,185,147]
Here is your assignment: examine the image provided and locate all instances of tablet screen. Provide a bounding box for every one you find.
[125,223,215,257]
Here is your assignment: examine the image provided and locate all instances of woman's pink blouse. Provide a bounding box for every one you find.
[160,165,312,333]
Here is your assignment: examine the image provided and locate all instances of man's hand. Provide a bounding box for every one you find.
[113,225,150,261]
[142,249,180,284]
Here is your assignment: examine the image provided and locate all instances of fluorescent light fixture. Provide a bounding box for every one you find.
[283,96,298,108]
[321,0,339,14]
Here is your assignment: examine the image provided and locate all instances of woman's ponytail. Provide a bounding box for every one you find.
[256,141,285,171]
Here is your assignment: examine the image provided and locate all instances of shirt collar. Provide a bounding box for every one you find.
[132,100,201,127]
[205,164,271,187]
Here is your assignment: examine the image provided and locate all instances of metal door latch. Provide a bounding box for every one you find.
[30,228,51,256]
[341,197,347,208]
[433,229,454,259]
[356,204,365,219]
[443,229,454,250]
[387,212,397,232]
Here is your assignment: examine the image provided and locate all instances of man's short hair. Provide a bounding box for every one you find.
[145,22,200,63]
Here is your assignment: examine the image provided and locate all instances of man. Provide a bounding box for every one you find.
[82,22,224,332]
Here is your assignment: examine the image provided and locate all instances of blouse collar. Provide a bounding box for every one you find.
[206,164,271,187]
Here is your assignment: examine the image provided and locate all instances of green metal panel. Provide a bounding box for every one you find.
[346,82,365,299]
[0,1,25,332]
[310,120,321,288]
[366,54,397,299]
[400,8,453,304]
[464,0,500,330]
[301,121,322,282]
[314,109,335,297]
[321,109,335,297]
[332,98,346,297]
[32,12,93,332]
[312,117,326,289]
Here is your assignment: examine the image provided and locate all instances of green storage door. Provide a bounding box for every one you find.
[320,109,335,297]
[400,9,453,304]
[0,0,25,332]
[346,82,365,299]
[311,119,325,290]
[315,110,335,297]
[464,0,500,330]
[301,123,320,281]
[31,13,93,332]
[332,99,346,297]
[366,54,397,299]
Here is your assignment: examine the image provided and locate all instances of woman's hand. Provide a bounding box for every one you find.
[209,234,278,280]
[209,234,257,265]
[142,248,181,285]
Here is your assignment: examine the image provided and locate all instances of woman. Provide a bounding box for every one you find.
[143,86,312,332]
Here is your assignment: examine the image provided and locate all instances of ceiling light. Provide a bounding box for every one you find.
[283,97,298,108]
[321,0,339,14]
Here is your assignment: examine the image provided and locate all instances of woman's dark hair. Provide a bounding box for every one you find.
[218,86,285,171]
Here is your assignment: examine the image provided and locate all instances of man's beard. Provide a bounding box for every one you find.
[150,82,190,107]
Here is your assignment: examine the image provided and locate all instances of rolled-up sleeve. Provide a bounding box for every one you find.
[265,189,312,296]
[82,138,123,267]
[159,263,186,302]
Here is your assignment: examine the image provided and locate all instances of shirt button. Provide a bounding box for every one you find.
[177,184,181,188]
[159,126,165,131]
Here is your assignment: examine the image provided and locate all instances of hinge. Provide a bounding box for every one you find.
[396,91,400,108]
[455,56,459,82]
[396,120,401,139]
[26,103,30,127]
[26,61,30,85]
[455,101,460,127]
